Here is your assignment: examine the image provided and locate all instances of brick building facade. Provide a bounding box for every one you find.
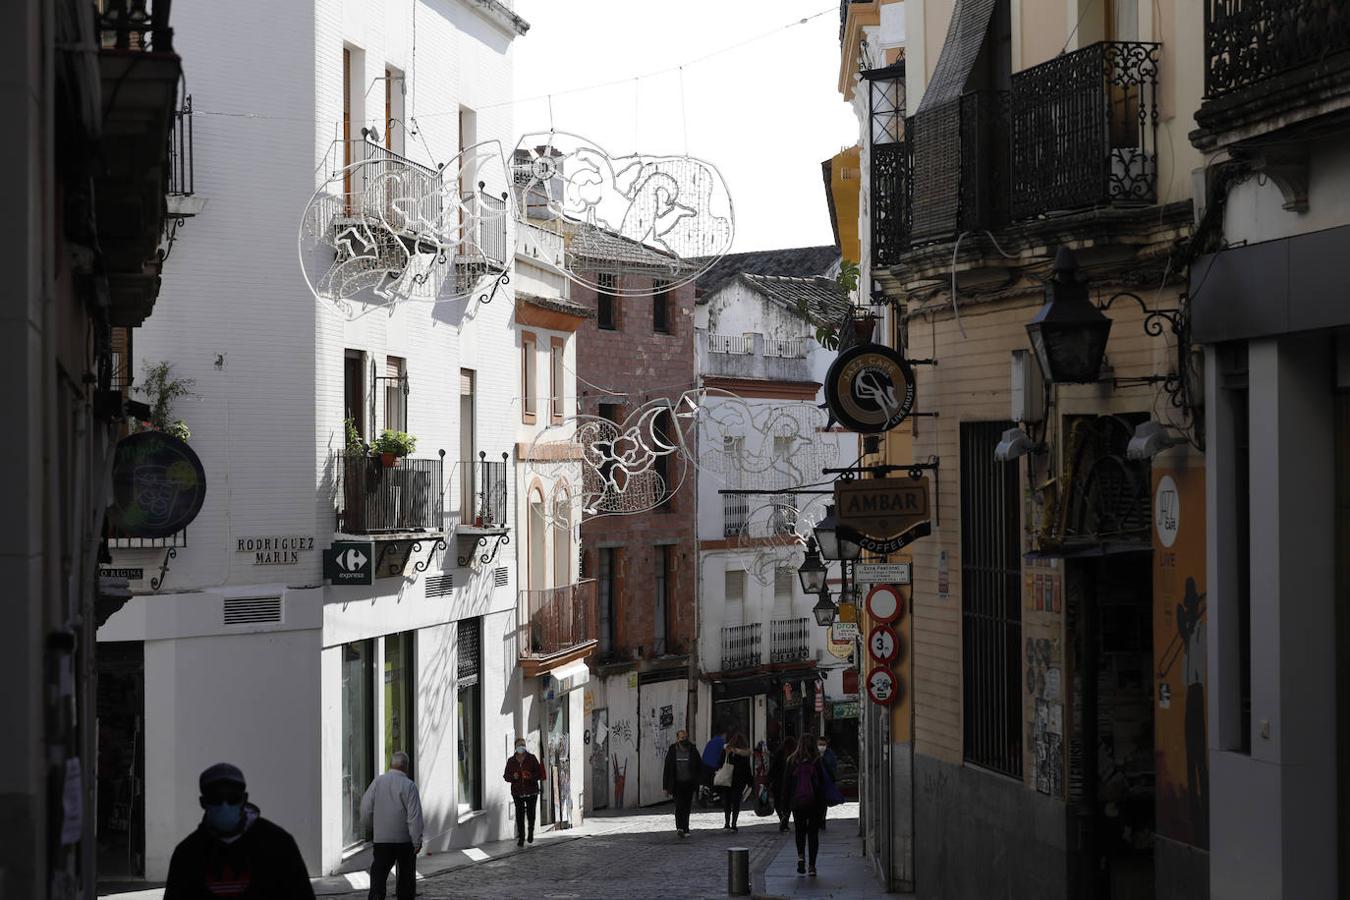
[573,271,701,811]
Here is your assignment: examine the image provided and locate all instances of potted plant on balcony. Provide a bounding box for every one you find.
[372,429,416,468]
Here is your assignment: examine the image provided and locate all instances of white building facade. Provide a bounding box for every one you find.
[96,0,533,879]
[693,273,855,752]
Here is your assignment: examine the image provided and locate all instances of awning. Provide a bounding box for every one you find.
[915,0,997,113]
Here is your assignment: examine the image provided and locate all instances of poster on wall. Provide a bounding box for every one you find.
[1152,467,1208,850]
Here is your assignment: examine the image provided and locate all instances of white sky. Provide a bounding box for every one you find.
[509,0,860,253]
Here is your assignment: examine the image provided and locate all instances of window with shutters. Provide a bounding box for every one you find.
[773,567,795,619]
[550,337,565,423]
[381,356,408,433]
[598,548,618,654]
[345,350,366,440]
[521,333,537,423]
[457,618,483,812]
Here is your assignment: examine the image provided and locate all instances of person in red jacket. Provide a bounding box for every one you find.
[503,738,546,847]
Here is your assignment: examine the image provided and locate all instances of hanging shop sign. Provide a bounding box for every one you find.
[832,620,860,642]
[323,541,374,585]
[842,668,860,695]
[826,630,854,659]
[98,567,144,580]
[833,700,861,720]
[856,562,912,585]
[835,476,931,553]
[867,624,901,665]
[106,431,207,540]
[866,667,898,706]
[824,343,916,433]
[865,584,905,623]
[239,535,316,566]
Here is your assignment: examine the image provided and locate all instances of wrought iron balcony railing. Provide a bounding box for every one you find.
[871,141,910,268]
[168,93,194,199]
[337,453,444,533]
[723,494,750,537]
[99,0,174,53]
[708,334,754,355]
[460,452,509,529]
[1205,0,1350,99]
[907,90,1009,243]
[518,580,598,660]
[1010,42,1160,221]
[721,623,762,671]
[770,617,812,664]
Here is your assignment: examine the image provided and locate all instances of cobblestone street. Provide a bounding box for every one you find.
[334,804,792,900]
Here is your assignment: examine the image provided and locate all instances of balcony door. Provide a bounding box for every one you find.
[460,370,475,523]
[529,488,547,592]
[344,351,365,441]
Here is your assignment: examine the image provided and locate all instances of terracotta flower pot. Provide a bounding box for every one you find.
[381,452,399,468]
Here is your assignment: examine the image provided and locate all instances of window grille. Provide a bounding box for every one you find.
[960,420,1023,777]
[457,618,481,687]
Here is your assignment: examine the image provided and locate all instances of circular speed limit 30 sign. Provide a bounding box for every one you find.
[866,667,898,706]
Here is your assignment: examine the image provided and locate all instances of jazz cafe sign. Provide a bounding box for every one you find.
[106,430,207,539]
[824,343,916,433]
[834,476,932,554]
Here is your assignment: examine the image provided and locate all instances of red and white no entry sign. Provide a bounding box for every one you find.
[865,584,904,623]
[866,667,898,705]
[868,624,901,665]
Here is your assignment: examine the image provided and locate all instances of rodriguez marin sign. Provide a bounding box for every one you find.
[237,535,316,566]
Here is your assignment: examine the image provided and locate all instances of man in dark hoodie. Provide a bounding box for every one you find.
[663,729,703,838]
[164,762,314,899]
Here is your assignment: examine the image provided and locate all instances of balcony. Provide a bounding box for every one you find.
[95,0,184,328]
[336,454,445,534]
[907,89,1009,243]
[459,452,509,530]
[1195,0,1350,152]
[871,141,911,268]
[1010,42,1160,221]
[518,580,598,676]
[721,623,763,672]
[696,330,815,383]
[770,617,812,664]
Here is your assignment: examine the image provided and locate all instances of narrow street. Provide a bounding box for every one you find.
[333,803,850,900]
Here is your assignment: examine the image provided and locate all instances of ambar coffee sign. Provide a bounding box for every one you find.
[106,431,207,540]
[835,476,932,553]
[824,343,916,433]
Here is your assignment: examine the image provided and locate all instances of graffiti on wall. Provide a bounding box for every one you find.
[1153,469,1208,848]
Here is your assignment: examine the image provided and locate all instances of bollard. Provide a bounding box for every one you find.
[727,846,750,896]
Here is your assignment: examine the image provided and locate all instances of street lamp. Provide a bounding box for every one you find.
[813,505,862,562]
[1025,247,1112,385]
[812,590,837,627]
[797,537,828,594]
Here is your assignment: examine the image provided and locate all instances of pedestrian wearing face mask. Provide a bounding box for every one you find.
[163,762,314,899]
[503,738,546,847]
[360,751,424,900]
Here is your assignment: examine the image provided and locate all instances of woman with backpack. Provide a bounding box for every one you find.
[715,733,753,831]
[784,732,826,876]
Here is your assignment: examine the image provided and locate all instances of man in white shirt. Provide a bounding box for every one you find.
[360,751,424,900]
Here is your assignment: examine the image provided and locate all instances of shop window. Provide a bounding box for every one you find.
[384,632,415,779]
[342,639,375,847]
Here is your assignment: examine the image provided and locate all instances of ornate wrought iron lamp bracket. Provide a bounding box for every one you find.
[1097,291,1195,414]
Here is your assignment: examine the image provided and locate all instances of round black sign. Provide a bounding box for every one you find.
[824,343,916,433]
[107,431,207,539]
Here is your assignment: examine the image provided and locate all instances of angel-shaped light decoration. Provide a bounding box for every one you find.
[513,132,734,296]
[300,137,514,318]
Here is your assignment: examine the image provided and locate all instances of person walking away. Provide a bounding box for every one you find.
[360,751,424,900]
[818,735,838,831]
[770,737,797,833]
[787,734,825,877]
[164,762,315,899]
[663,729,704,837]
[718,733,753,832]
[503,737,546,846]
[699,725,728,807]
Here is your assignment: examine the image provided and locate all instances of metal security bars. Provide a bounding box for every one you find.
[1205,0,1350,99]
[960,421,1023,778]
[1010,42,1160,221]
[518,580,598,660]
[337,454,444,533]
[723,494,750,537]
[770,618,811,663]
[721,623,763,671]
[169,94,194,198]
